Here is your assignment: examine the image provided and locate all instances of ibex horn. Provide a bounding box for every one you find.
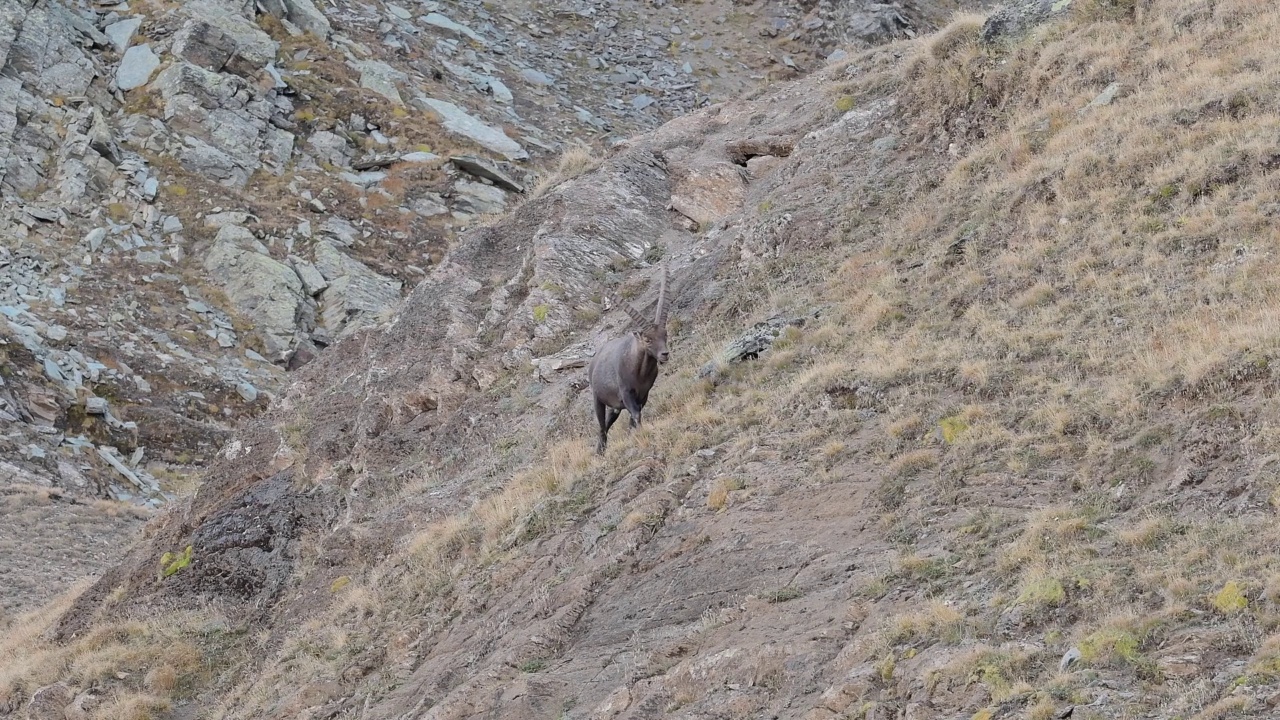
[623,301,649,328]
[655,261,669,326]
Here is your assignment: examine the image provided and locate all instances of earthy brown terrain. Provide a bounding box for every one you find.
[10,0,1280,719]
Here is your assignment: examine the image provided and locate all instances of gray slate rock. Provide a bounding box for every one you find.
[104,17,141,52]
[981,0,1073,44]
[202,225,308,362]
[453,180,507,215]
[415,97,528,160]
[422,12,484,44]
[353,59,407,104]
[284,0,331,38]
[697,309,822,379]
[116,44,160,90]
[312,242,402,337]
[450,155,524,192]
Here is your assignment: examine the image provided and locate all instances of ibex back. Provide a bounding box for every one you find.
[588,264,670,455]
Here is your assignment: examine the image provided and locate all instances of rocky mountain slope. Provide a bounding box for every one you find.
[15,0,1280,719]
[0,0,980,615]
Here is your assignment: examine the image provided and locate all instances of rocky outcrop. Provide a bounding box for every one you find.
[311,241,401,339]
[202,225,310,362]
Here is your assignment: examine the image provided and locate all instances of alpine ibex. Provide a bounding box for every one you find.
[588,264,670,455]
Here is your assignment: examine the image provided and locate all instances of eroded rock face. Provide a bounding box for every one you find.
[311,241,402,339]
[202,225,309,362]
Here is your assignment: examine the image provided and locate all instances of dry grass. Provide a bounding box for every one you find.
[16,3,1280,719]
[530,142,603,198]
[0,587,223,715]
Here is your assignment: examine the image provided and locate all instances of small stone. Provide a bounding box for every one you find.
[43,358,64,381]
[1059,647,1082,672]
[521,68,553,86]
[245,349,268,363]
[387,4,411,19]
[236,382,258,402]
[186,300,211,313]
[162,216,183,234]
[216,332,235,348]
[104,17,142,52]
[116,44,160,90]
[142,177,159,201]
[400,151,441,163]
[85,397,108,415]
[85,228,107,251]
[632,94,655,110]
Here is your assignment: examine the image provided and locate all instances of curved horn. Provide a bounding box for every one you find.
[622,301,649,328]
[655,262,669,326]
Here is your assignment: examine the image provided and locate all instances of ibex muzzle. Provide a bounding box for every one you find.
[587,264,671,455]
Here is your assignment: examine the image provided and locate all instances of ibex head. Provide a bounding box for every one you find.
[621,262,671,365]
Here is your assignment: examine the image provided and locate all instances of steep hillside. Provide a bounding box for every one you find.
[9,0,1280,719]
[0,0,979,616]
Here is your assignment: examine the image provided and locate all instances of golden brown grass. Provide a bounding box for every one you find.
[16,3,1280,719]
[530,142,603,198]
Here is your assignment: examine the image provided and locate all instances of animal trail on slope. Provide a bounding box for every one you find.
[588,263,671,455]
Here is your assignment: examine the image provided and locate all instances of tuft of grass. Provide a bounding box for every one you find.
[159,545,193,579]
[531,142,602,198]
[1212,581,1248,615]
[519,658,547,673]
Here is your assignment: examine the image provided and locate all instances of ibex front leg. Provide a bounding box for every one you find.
[622,389,644,429]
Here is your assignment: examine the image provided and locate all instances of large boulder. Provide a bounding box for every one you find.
[414,97,528,160]
[311,242,402,338]
[202,225,309,361]
[172,3,278,75]
[981,0,1074,44]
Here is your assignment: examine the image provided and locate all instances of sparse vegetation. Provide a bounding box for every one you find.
[12,2,1280,719]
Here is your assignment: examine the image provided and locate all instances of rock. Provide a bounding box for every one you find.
[400,151,441,163]
[453,180,507,215]
[1059,647,1082,672]
[520,68,553,86]
[697,310,821,379]
[163,216,184,234]
[422,12,484,44]
[415,97,528,161]
[450,155,524,192]
[284,0,331,38]
[236,381,258,402]
[670,162,748,229]
[104,17,141,52]
[1083,82,1124,111]
[632,94,655,110]
[202,225,307,362]
[981,0,1073,44]
[307,131,352,167]
[312,242,402,337]
[25,682,73,720]
[289,255,328,295]
[387,4,412,20]
[84,228,106,251]
[172,20,238,72]
[354,60,407,104]
[116,44,160,90]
